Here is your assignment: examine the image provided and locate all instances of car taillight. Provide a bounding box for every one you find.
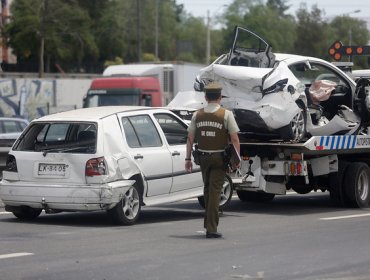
[85,157,106,176]
[5,155,17,172]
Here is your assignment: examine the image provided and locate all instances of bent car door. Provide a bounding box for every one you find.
[120,113,172,196]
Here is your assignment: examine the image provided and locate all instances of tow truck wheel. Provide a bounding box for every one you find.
[236,190,275,202]
[107,184,142,225]
[343,162,370,208]
[198,175,233,210]
[11,206,42,220]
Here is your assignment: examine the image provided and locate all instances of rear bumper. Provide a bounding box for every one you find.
[0,179,135,212]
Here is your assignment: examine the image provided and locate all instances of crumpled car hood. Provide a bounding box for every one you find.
[197,61,303,101]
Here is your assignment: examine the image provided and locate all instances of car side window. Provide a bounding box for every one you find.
[122,115,162,148]
[289,62,346,86]
[154,113,188,145]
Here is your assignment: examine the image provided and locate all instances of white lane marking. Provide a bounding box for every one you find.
[0,252,34,260]
[320,213,370,220]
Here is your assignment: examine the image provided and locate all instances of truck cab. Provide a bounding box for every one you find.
[83,76,162,108]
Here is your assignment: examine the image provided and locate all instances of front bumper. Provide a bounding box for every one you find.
[0,179,135,212]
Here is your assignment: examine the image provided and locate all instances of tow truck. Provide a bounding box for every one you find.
[229,134,370,208]
[225,40,370,208]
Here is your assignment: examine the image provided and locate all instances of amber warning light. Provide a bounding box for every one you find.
[328,41,370,61]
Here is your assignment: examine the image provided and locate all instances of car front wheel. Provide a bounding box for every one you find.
[108,184,142,225]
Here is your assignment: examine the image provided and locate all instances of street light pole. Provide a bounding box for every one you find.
[345,9,361,61]
[205,5,227,65]
[137,0,142,62]
[155,0,159,60]
[206,10,210,64]
[343,10,361,45]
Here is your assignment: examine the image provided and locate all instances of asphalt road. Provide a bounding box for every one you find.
[1,192,370,280]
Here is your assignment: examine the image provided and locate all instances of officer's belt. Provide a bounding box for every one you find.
[198,151,224,156]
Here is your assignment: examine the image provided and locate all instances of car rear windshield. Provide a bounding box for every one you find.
[13,122,97,154]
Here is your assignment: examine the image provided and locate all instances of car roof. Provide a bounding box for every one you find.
[275,53,328,64]
[33,106,165,122]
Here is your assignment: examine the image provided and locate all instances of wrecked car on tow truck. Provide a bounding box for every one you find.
[194,26,370,142]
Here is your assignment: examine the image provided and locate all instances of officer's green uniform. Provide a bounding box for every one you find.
[196,107,228,233]
[188,82,239,234]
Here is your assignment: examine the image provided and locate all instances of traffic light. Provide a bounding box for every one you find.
[328,41,370,61]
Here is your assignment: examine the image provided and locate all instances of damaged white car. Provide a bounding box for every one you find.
[0,106,233,225]
[194,27,370,141]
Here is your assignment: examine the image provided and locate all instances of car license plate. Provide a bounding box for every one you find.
[38,163,68,176]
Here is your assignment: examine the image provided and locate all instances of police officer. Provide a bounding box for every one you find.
[185,81,240,239]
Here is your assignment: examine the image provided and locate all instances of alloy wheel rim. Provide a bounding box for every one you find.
[291,110,305,140]
[220,178,231,206]
[122,187,140,219]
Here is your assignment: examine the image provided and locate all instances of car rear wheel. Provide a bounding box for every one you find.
[11,206,42,220]
[198,175,233,210]
[108,184,142,225]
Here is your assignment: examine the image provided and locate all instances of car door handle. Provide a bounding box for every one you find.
[172,151,180,156]
[134,154,144,159]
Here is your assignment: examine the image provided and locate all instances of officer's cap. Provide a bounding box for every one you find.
[204,81,222,93]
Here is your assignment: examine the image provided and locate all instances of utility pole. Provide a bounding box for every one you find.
[155,0,159,60]
[206,10,210,64]
[137,0,142,62]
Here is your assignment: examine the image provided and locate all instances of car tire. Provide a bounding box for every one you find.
[279,102,306,142]
[198,175,233,210]
[12,206,42,220]
[343,162,370,208]
[107,184,142,225]
[236,190,275,202]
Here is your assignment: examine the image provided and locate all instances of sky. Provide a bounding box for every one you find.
[176,0,369,20]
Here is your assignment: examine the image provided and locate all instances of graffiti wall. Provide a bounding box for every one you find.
[0,78,92,121]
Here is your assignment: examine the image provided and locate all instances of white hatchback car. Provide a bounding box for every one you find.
[0,106,233,225]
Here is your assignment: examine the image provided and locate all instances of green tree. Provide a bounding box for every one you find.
[5,0,97,76]
[221,0,295,53]
[266,0,290,16]
[89,0,135,69]
[242,4,296,52]
[176,16,208,63]
[222,0,262,49]
[294,5,331,58]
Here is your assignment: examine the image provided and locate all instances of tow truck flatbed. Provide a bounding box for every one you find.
[239,135,370,156]
[230,134,370,208]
